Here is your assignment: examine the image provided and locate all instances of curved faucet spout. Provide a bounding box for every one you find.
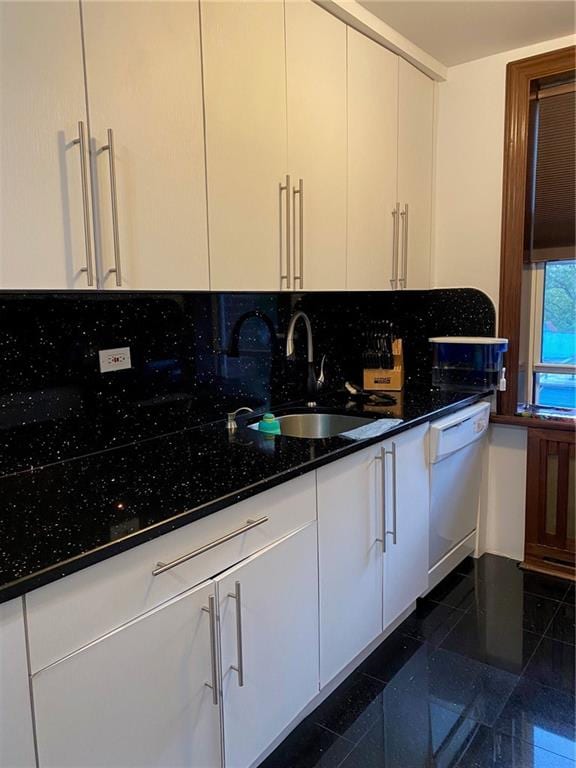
[286,311,314,363]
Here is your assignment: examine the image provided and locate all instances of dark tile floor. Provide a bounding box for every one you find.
[260,554,575,768]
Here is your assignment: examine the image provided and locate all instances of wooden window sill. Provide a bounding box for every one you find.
[490,413,576,431]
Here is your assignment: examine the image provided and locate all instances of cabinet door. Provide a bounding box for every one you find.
[0,1,94,289]
[0,599,36,768]
[82,1,209,290]
[218,524,319,768]
[347,29,398,291]
[317,446,383,687]
[382,423,429,628]
[397,59,434,290]
[285,0,347,290]
[33,582,221,768]
[202,0,288,291]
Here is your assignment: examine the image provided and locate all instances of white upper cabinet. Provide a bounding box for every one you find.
[33,581,221,768]
[396,58,435,290]
[0,598,36,768]
[202,0,288,291]
[347,28,399,291]
[82,1,209,290]
[1,1,434,293]
[347,32,434,291]
[0,1,95,289]
[285,0,348,290]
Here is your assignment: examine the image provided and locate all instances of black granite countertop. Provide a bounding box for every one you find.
[0,387,490,604]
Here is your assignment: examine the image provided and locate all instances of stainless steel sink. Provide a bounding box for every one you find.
[253,412,376,439]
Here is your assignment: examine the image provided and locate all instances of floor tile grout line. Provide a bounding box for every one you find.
[493,708,576,761]
[332,727,362,768]
[458,567,572,604]
[312,721,357,745]
[433,600,474,647]
[488,670,522,729]
[504,731,576,764]
[436,624,545,677]
[358,666,521,731]
[542,634,576,647]
[516,666,576,698]
[518,629,546,682]
[333,706,396,768]
[540,597,565,641]
[424,596,472,612]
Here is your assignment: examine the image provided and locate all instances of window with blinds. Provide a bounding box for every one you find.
[525,81,576,263]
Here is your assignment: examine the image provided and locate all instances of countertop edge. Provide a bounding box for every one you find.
[1,392,488,604]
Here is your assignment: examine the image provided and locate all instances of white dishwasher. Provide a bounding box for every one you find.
[428,401,490,590]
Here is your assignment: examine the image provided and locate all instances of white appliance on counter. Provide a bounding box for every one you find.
[427,401,491,590]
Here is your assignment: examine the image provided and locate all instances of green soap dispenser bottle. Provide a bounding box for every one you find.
[258,413,281,435]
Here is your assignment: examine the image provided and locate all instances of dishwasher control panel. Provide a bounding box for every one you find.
[429,401,491,463]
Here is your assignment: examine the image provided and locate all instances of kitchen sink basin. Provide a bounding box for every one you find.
[251,412,376,439]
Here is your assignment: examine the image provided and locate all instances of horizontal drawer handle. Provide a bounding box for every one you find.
[152,516,269,576]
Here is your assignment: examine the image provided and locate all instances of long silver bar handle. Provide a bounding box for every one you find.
[72,121,94,287]
[279,175,291,289]
[293,179,304,288]
[389,442,398,544]
[375,444,397,550]
[227,580,244,687]
[152,516,268,576]
[399,203,409,289]
[101,129,122,286]
[390,203,400,289]
[202,595,219,706]
[374,453,386,552]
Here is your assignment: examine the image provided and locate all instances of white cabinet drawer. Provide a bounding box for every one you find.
[26,472,316,673]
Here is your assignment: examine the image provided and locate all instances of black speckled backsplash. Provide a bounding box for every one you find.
[0,289,494,476]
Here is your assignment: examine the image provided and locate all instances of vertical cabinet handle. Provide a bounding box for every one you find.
[101,129,122,286]
[72,121,94,287]
[292,179,304,288]
[391,203,400,289]
[279,175,291,289]
[375,444,398,550]
[389,442,398,544]
[202,595,219,706]
[374,453,386,552]
[399,203,409,288]
[227,580,245,687]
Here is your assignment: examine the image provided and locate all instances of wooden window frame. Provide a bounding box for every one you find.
[497,45,576,417]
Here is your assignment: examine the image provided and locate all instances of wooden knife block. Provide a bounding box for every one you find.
[363,338,405,391]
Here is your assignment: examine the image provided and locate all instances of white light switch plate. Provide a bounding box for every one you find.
[99,347,131,373]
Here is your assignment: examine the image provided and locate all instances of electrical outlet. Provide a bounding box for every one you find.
[99,347,131,373]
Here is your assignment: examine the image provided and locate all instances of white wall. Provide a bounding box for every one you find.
[485,425,528,560]
[433,34,575,560]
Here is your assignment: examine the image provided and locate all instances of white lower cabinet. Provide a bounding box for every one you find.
[0,598,36,768]
[28,422,431,766]
[31,520,319,768]
[218,523,319,768]
[33,581,221,768]
[317,447,383,687]
[381,423,430,627]
[317,423,430,686]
